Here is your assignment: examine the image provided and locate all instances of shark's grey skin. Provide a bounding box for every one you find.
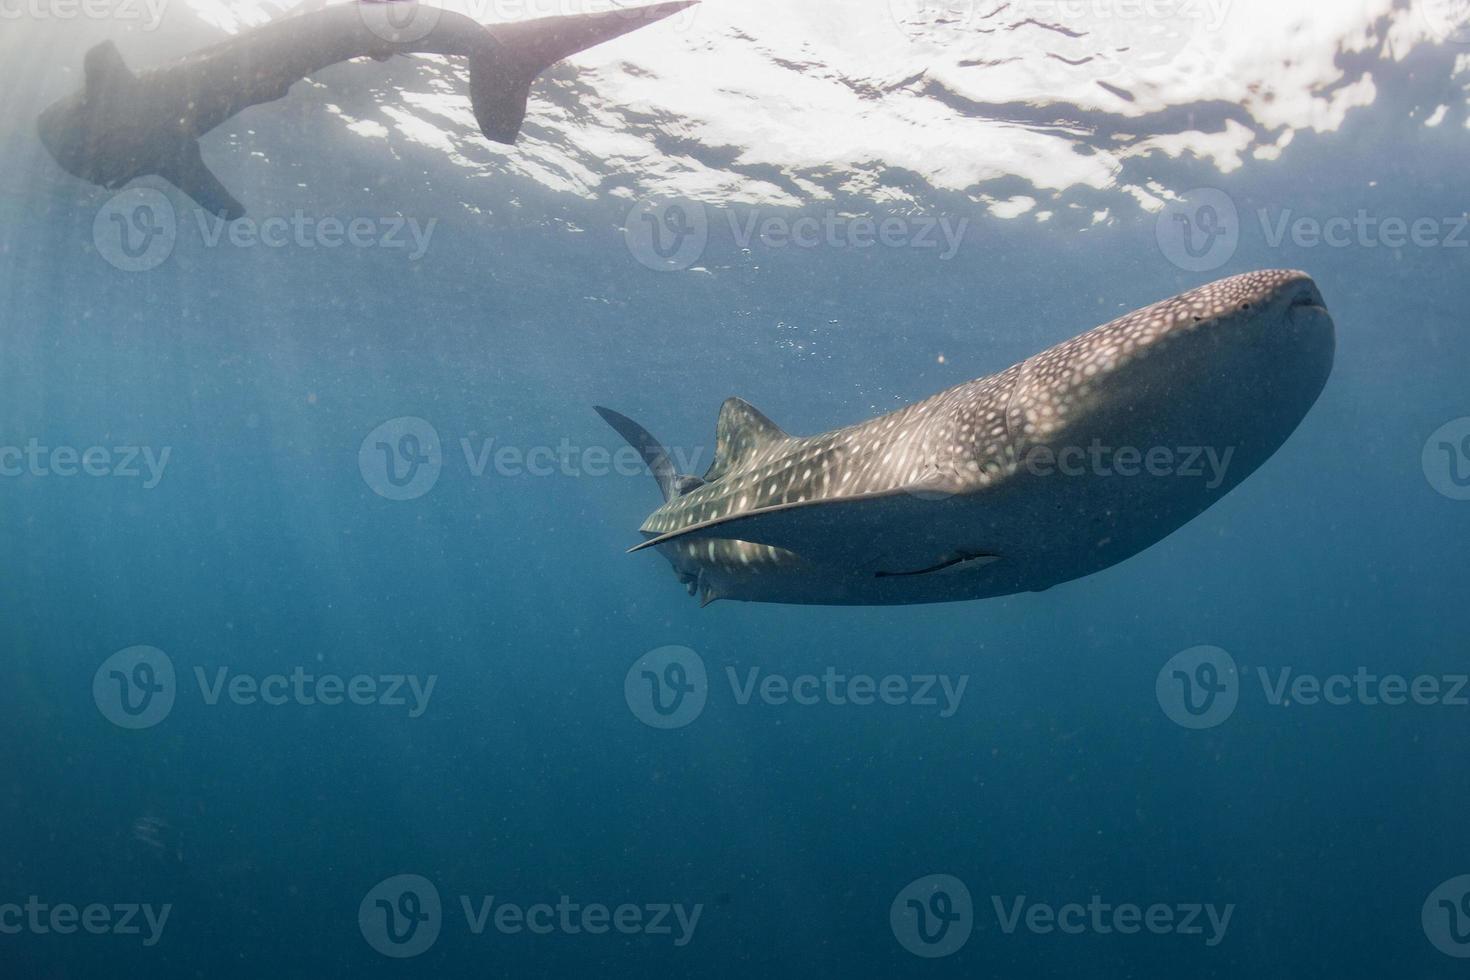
[599,270,1336,607]
[36,1,693,219]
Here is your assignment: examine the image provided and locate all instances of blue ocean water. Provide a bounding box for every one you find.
[3,2,1470,977]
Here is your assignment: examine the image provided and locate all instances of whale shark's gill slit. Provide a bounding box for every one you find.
[875,553,1001,578]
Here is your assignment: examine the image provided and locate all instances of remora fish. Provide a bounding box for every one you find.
[599,270,1336,606]
[36,0,695,218]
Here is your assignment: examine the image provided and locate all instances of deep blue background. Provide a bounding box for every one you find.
[2,13,1469,980]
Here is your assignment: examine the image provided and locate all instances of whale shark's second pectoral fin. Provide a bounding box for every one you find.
[160,143,246,221]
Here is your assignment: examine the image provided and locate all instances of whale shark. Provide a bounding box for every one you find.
[598,270,1336,607]
[36,0,694,219]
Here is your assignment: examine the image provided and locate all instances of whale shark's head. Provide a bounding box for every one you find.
[1008,269,1333,459]
[1000,269,1334,555]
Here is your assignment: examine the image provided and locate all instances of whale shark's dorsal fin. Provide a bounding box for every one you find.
[161,142,246,221]
[704,397,789,482]
[84,41,134,98]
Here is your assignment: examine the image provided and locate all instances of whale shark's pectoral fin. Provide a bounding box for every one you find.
[84,40,135,97]
[160,143,246,221]
[630,489,989,574]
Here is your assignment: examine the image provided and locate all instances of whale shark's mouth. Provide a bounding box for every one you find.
[1287,283,1330,318]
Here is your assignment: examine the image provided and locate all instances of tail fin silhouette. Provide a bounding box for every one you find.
[470,1,694,142]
